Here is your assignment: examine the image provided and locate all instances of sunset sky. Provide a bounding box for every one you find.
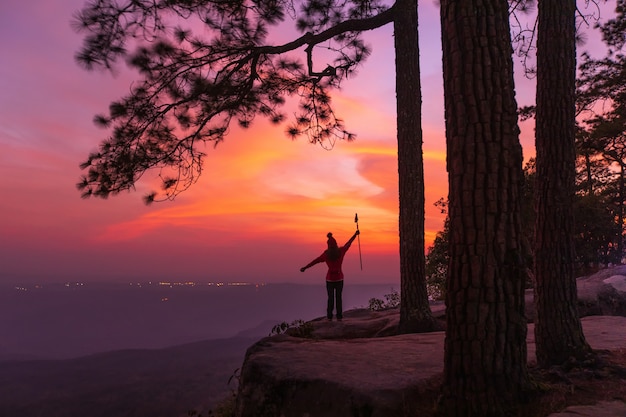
[0,0,609,285]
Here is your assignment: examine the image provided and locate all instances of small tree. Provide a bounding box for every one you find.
[574,193,621,271]
[424,221,448,301]
[576,0,626,265]
[425,199,448,301]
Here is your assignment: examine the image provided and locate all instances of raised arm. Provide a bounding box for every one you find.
[344,230,360,249]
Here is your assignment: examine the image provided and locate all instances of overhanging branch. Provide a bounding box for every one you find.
[256,6,396,56]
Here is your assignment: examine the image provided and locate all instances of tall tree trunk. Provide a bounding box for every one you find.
[534,0,592,368]
[394,0,436,333]
[440,0,530,414]
[584,153,593,196]
[618,164,625,261]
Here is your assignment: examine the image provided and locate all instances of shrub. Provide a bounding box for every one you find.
[369,288,400,311]
[269,319,313,337]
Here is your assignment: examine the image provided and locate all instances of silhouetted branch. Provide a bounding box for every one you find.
[74,0,394,201]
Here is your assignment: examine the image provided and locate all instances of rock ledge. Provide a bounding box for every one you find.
[235,268,626,417]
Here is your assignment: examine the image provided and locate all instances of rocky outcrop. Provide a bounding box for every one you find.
[576,265,626,317]
[234,314,626,417]
[547,400,626,417]
[293,303,446,340]
[234,328,444,417]
[234,266,626,417]
[524,267,626,322]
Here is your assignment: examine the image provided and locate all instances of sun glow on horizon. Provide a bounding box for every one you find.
[91,114,449,258]
[0,0,456,283]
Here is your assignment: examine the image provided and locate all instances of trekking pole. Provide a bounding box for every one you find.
[355,213,363,270]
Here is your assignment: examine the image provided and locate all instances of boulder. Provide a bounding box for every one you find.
[576,265,626,317]
[523,265,626,321]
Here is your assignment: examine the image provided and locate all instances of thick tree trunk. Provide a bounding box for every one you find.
[394,0,436,333]
[534,0,592,368]
[440,0,530,414]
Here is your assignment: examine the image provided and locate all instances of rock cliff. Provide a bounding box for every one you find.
[234,268,626,417]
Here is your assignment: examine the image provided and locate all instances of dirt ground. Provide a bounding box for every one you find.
[410,348,626,417]
[522,348,626,417]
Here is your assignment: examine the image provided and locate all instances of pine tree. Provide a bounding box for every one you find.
[439,0,530,414]
[73,0,436,332]
[533,0,593,367]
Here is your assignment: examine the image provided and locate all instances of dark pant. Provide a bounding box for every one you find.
[326,280,344,319]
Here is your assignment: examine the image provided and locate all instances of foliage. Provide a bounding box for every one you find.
[368,288,400,311]
[367,297,386,311]
[574,4,626,266]
[73,0,435,360]
[424,198,449,301]
[521,158,536,275]
[508,0,605,79]
[574,193,622,268]
[429,161,623,280]
[425,223,448,301]
[424,163,535,300]
[269,319,313,337]
[73,0,395,201]
[383,288,400,308]
[516,6,626,269]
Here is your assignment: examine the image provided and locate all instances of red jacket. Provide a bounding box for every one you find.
[306,245,351,282]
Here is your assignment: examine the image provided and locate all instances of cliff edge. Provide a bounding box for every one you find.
[234,268,626,417]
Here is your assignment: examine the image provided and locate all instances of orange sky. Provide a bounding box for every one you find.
[0,0,610,285]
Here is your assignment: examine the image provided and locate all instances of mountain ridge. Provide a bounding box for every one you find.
[0,334,261,417]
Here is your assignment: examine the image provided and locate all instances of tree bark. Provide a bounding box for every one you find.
[618,164,624,260]
[440,0,530,414]
[394,0,437,333]
[534,0,592,368]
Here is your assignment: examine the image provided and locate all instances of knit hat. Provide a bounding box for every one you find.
[327,232,338,248]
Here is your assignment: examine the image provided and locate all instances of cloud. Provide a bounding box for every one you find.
[0,0,449,284]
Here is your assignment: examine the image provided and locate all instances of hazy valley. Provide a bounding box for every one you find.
[0,282,393,416]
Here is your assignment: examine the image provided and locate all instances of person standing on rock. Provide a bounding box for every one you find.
[300,230,360,321]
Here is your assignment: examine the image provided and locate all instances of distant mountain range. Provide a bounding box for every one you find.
[0,283,394,416]
[0,283,393,359]
[0,334,259,417]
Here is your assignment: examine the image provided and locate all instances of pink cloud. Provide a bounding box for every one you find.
[3,0,609,285]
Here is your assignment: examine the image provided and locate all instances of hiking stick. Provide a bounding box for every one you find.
[355,213,363,270]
